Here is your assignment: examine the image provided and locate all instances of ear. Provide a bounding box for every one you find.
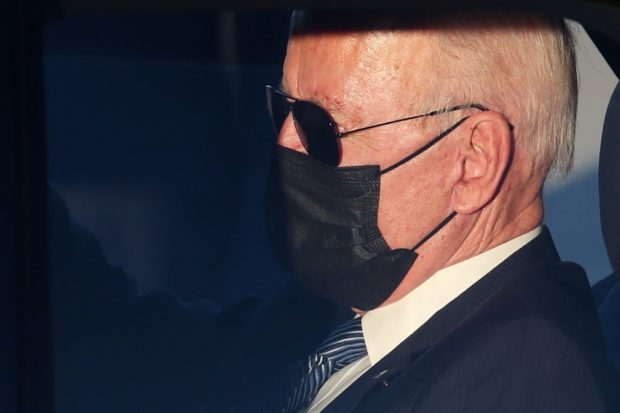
[452,111,512,215]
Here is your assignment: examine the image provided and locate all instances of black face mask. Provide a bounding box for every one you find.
[265,119,465,311]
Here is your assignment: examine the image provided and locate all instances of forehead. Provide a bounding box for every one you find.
[282,31,430,115]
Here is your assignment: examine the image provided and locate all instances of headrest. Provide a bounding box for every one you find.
[599,81,620,274]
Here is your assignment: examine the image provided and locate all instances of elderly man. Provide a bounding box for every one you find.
[212,9,620,413]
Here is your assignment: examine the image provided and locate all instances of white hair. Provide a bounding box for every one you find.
[416,12,578,177]
[291,10,578,177]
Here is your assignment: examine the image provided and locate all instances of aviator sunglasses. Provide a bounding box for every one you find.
[266,84,497,167]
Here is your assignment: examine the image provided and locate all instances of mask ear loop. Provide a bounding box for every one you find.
[376,115,464,251]
[379,116,470,175]
[410,211,457,252]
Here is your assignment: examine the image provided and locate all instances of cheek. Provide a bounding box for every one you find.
[376,151,458,248]
[338,136,386,167]
[339,128,413,168]
[377,171,433,248]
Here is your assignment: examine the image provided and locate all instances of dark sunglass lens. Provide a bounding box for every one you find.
[292,101,341,166]
[266,87,291,134]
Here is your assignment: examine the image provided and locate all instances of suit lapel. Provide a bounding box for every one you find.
[323,227,561,413]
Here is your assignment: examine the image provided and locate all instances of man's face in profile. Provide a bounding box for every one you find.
[271,25,492,307]
[268,11,572,308]
[277,30,458,260]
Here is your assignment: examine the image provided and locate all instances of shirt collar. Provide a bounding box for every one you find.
[361,226,542,366]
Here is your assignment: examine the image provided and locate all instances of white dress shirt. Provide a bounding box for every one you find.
[305,226,542,412]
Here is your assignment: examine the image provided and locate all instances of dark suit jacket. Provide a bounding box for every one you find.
[593,274,620,373]
[214,228,620,412]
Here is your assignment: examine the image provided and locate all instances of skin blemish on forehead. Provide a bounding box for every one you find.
[282,37,364,127]
[283,30,432,133]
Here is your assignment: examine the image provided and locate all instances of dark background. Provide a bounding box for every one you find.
[45,12,292,305]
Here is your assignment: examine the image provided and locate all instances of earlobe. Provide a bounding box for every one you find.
[452,112,512,215]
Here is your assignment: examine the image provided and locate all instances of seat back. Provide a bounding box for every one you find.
[594,80,620,371]
[600,82,620,275]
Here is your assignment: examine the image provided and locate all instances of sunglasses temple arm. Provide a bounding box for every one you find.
[339,103,487,138]
[379,116,469,175]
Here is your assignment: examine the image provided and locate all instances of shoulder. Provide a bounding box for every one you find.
[415,317,620,413]
[405,255,620,413]
[468,317,603,376]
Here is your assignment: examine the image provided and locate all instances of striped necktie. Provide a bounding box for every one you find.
[282,317,367,412]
